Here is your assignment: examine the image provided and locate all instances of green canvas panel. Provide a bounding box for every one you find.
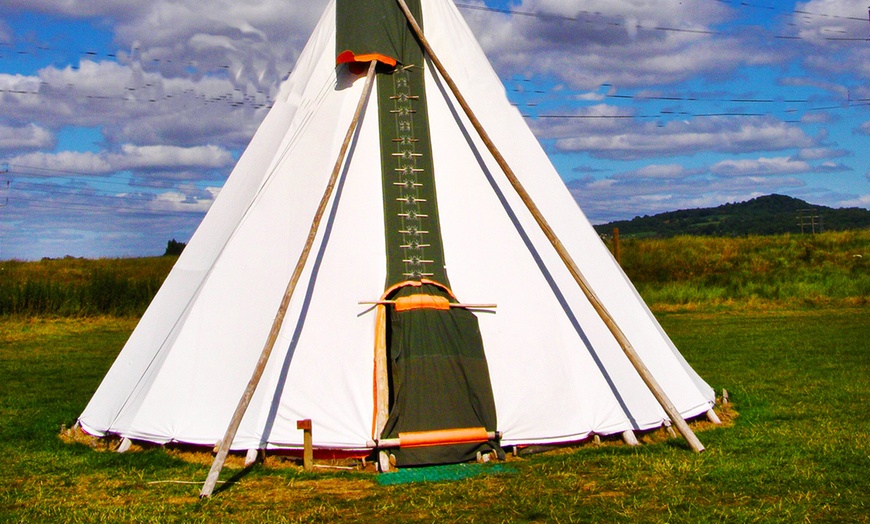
[381,285,502,466]
[336,0,501,466]
[377,63,450,286]
[336,0,422,65]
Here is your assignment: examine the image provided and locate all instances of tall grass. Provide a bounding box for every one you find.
[609,230,869,307]
[0,256,177,317]
[1,230,866,317]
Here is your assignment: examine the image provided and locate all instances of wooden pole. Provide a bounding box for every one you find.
[394,0,704,454]
[199,61,378,498]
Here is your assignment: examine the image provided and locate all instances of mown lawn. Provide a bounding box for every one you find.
[1,307,868,522]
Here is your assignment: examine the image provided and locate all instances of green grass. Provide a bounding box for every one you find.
[2,230,868,317]
[1,308,868,522]
[0,257,176,317]
[611,230,869,307]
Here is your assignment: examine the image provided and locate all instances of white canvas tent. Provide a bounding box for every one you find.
[79,0,716,473]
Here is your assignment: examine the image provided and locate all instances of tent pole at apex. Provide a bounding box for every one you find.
[393,0,705,453]
[199,60,379,499]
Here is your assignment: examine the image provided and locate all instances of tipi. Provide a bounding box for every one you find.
[79,0,717,491]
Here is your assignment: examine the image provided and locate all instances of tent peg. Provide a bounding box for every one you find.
[706,409,722,425]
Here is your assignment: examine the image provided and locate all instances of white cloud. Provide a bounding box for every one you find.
[0,123,54,151]
[1,61,269,149]
[145,189,215,213]
[614,164,697,180]
[4,144,234,175]
[711,157,813,176]
[116,144,234,170]
[857,122,870,135]
[547,116,815,159]
[794,0,867,43]
[568,170,807,223]
[462,0,775,89]
[838,194,870,208]
[795,147,849,160]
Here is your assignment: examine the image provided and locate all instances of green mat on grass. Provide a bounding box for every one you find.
[375,463,516,486]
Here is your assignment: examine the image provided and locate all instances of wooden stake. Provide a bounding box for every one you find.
[395,0,705,454]
[298,419,313,471]
[199,61,378,498]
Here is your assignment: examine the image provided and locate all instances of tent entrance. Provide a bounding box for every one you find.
[378,282,502,466]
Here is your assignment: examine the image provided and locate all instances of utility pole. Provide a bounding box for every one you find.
[797,208,821,235]
[0,167,8,262]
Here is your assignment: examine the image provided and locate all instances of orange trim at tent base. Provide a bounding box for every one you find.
[367,427,500,449]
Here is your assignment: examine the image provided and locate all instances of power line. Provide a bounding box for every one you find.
[454,3,870,42]
[0,41,237,71]
[11,193,209,217]
[712,0,868,23]
[0,177,9,260]
[0,84,274,111]
[525,101,870,120]
[4,166,221,191]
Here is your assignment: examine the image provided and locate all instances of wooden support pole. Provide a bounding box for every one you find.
[360,300,496,309]
[244,449,260,467]
[622,430,640,446]
[373,306,389,460]
[199,61,378,498]
[297,419,313,471]
[395,0,704,454]
[117,437,132,454]
[706,409,722,425]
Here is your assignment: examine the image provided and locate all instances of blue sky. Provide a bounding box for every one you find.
[0,0,868,260]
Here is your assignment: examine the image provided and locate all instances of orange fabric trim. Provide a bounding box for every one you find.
[394,294,451,312]
[372,280,454,438]
[336,50,398,67]
[379,279,457,301]
[398,427,489,448]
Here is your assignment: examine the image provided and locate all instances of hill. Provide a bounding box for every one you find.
[593,194,870,237]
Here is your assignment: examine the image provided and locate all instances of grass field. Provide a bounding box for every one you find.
[2,230,867,316]
[1,306,868,522]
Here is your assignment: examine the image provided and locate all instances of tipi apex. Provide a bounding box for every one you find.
[78,0,719,490]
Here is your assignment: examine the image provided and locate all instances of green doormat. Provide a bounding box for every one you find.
[376,463,516,486]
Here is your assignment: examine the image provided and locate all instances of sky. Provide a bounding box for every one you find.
[0,0,868,260]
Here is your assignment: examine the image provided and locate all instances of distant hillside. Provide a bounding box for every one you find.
[594,194,870,237]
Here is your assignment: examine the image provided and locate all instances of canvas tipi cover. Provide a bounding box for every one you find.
[79,0,715,465]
